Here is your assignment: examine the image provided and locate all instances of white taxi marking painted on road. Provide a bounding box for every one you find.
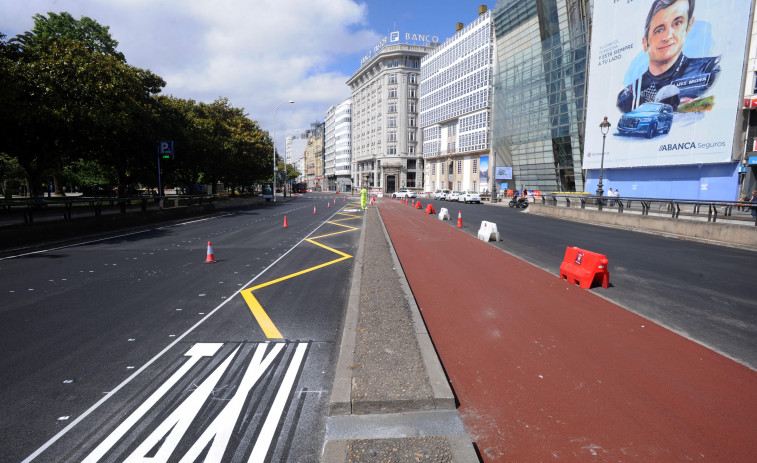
[82,343,224,463]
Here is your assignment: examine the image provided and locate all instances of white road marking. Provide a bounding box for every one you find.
[248,342,308,462]
[22,212,345,462]
[82,343,223,463]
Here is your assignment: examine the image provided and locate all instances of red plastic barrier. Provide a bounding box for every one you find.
[559,247,609,289]
[533,190,542,199]
[506,189,514,197]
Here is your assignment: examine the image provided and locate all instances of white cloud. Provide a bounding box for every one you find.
[1,0,382,145]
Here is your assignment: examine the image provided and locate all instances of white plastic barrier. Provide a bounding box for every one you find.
[438,207,450,220]
[477,221,501,242]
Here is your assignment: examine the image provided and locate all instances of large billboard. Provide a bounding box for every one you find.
[584,0,752,169]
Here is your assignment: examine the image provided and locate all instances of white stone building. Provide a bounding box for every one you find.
[324,99,352,192]
[347,42,437,194]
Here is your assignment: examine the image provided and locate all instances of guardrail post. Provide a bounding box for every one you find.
[552,194,557,206]
[597,196,603,211]
[580,198,586,209]
[566,197,571,208]
[64,200,72,220]
[618,200,624,213]
[641,201,650,215]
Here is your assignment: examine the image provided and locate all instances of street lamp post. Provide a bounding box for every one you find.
[273,100,294,203]
[596,116,612,198]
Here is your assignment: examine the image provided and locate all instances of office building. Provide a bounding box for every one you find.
[324,99,352,192]
[421,5,494,194]
[491,0,591,193]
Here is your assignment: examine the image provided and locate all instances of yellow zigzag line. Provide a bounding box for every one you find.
[241,210,361,338]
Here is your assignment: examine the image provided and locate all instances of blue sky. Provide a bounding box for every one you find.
[1,0,491,149]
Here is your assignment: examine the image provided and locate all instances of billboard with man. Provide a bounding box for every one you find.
[583,0,752,169]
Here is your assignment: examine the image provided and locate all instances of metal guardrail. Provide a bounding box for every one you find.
[0,195,215,226]
[544,194,757,226]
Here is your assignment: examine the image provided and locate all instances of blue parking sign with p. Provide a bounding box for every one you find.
[159,141,174,159]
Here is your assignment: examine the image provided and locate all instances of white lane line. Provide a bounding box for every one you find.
[0,214,231,261]
[21,211,345,462]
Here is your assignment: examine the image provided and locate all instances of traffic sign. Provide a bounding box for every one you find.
[159,141,175,160]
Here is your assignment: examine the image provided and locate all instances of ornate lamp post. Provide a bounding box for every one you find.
[596,116,611,198]
[273,100,294,203]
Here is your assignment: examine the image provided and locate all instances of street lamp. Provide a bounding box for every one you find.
[273,100,295,203]
[596,116,611,198]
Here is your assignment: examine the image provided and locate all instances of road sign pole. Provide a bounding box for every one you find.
[157,143,162,198]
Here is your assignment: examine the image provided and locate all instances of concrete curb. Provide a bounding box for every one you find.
[375,206,456,411]
[328,206,456,415]
[328,208,367,416]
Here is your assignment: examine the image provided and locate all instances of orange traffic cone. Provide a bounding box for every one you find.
[456,210,463,228]
[370,198,374,206]
[205,241,216,263]
[425,204,435,214]
[283,216,288,228]
[328,202,331,208]
[343,196,346,202]
[415,201,422,210]
[334,198,336,204]
[313,206,317,214]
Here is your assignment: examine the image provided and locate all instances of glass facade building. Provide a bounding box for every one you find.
[491,0,591,193]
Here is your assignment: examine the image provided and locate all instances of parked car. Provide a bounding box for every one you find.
[458,190,482,204]
[446,190,462,201]
[392,189,417,199]
[434,189,451,200]
[617,102,674,139]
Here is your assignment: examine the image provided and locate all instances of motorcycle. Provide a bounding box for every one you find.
[508,195,529,208]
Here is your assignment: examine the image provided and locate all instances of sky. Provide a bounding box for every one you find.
[1,0,491,154]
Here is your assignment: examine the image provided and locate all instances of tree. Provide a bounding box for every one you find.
[12,11,125,61]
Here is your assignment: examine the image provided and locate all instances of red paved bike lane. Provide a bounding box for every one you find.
[377,199,757,462]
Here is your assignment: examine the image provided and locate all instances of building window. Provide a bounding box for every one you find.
[388,131,396,141]
[388,103,397,113]
[388,117,397,127]
[457,160,462,174]
[473,181,477,191]
[457,181,461,191]
[408,131,415,141]
[409,117,416,127]
[407,172,416,187]
[388,146,396,155]
[407,159,416,169]
[432,163,436,175]
[409,145,415,154]
[409,73,417,83]
[409,88,417,98]
[473,159,478,174]
[441,163,445,175]
[753,71,757,94]
[409,102,416,112]
[389,74,397,84]
[389,89,397,98]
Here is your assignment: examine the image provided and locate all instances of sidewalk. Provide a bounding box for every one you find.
[323,206,479,462]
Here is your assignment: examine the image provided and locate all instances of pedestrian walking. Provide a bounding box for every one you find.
[614,189,620,207]
[750,190,757,219]
[606,188,613,205]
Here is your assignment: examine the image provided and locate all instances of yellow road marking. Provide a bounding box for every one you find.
[241,210,361,338]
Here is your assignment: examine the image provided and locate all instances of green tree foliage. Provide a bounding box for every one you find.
[0,13,274,198]
[13,11,125,61]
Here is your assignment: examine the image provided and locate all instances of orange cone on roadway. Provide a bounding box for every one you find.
[457,210,463,228]
[283,216,288,228]
[205,241,216,263]
[415,201,422,210]
[313,206,317,214]
[425,204,435,214]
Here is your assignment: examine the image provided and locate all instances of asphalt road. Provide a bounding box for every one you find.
[413,196,757,369]
[0,193,362,462]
